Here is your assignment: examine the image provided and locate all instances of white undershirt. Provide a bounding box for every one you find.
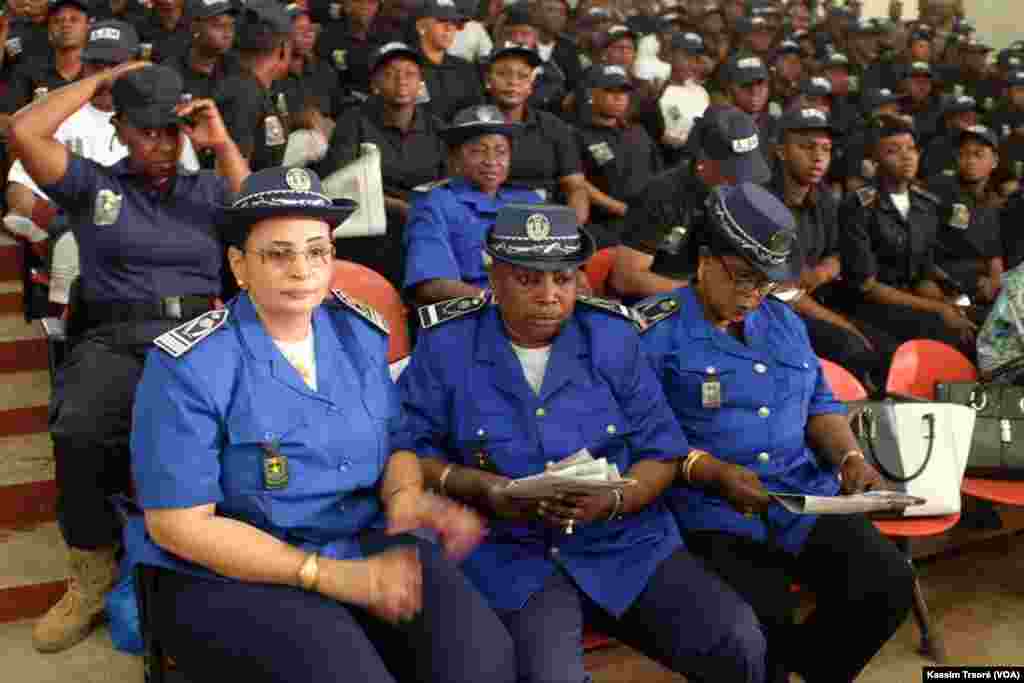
[274,332,317,391]
[890,192,910,219]
[510,342,552,395]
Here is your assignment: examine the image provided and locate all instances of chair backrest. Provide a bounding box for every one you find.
[583,247,617,297]
[819,358,868,401]
[885,339,978,400]
[329,260,410,363]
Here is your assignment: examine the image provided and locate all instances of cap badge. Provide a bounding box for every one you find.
[732,134,759,154]
[880,88,892,96]
[811,76,831,90]
[766,231,794,257]
[475,107,495,123]
[437,0,455,7]
[737,57,763,69]
[91,27,121,41]
[801,109,826,121]
[525,214,552,241]
[286,168,312,192]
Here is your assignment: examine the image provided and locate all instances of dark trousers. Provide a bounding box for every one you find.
[497,549,767,683]
[840,300,974,359]
[687,515,914,683]
[800,314,898,392]
[49,323,176,549]
[151,535,517,683]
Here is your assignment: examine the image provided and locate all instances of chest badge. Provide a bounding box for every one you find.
[588,141,615,166]
[262,441,290,490]
[5,37,22,58]
[949,203,970,230]
[701,368,722,410]
[94,189,123,226]
[264,114,286,147]
[332,49,347,70]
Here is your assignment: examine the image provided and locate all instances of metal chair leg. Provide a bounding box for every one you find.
[896,539,947,663]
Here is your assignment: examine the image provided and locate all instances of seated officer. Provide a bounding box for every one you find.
[767,107,893,391]
[829,89,908,194]
[610,106,771,301]
[721,52,773,134]
[411,0,484,122]
[986,68,1024,140]
[575,64,663,248]
[925,125,1004,308]
[637,183,913,683]
[920,93,979,179]
[397,203,767,683]
[162,0,239,104]
[837,115,979,354]
[404,105,540,306]
[314,0,387,98]
[895,61,943,147]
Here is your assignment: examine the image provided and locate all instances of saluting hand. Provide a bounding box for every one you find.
[176,98,232,152]
[100,60,149,88]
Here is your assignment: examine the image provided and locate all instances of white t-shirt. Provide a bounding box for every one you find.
[537,41,555,63]
[659,82,710,145]
[274,332,318,391]
[510,342,552,395]
[890,192,911,219]
[7,102,200,201]
[448,20,494,63]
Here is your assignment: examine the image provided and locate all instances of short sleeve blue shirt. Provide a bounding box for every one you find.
[129,293,398,579]
[639,287,846,555]
[402,178,540,291]
[394,302,685,616]
[41,155,228,302]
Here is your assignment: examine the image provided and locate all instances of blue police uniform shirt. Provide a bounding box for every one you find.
[40,154,228,303]
[402,178,540,291]
[128,293,397,579]
[394,301,684,616]
[638,287,845,555]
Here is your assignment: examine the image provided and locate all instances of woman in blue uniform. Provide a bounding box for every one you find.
[637,183,914,683]
[129,167,515,683]
[9,61,249,653]
[397,203,767,683]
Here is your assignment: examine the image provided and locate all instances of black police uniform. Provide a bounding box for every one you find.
[163,51,242,103]
[529,59,569,113]
[216,72,289,171]
[315,16,387,97]
[548,33,584,92]
[987,105,1024,140]
[920,129,963,179]
[925,171,1004,299]
[502,105,581,204]
[135,9,193,63]
[1,57,82,114]
[837,184,967,350]
[2,16,51,75]
[415,48,485,123]
[275,55,350,124]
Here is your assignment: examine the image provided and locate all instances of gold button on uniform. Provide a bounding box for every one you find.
[758,406,771,418]
[535,407,546,417]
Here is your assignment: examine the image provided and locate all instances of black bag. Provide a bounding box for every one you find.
[935,358,1024,479]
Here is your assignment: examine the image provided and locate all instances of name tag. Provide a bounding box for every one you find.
[702,376,722,409]
[589,142,615,166]
[265,115,286,147]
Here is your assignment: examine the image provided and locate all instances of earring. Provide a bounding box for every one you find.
[237,280,245,289]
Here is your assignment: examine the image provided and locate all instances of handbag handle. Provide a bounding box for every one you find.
[862,411,936,483]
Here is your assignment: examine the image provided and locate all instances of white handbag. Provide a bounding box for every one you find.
[852,401,976,516]
[322,143,387,240]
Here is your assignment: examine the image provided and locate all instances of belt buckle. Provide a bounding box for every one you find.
[162,296,183,320]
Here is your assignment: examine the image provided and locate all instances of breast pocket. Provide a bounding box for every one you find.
[458,406,535,478]
[664,359,737,424]
[223,411,315,496]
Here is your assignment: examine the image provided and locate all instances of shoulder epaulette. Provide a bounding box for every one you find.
[153,309,229,358]
[855,186,878,208]
[330,289,389,335]
[634,295,681,332]
[576,294,643,330]
[911,185,941,204]
[411,178,451,193]
[417,295,487,329]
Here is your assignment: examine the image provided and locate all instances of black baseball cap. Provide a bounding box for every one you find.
[724,54,769,85]
[368,42,425,75]
[671,32,705,55]
[236,0,292,49]
[188,0,236,21]
[503,2,535,28]
[959,125,998,149]
[81,20,139,64]
[112,65,185,129]
[778,107,839,135]
[799,76,833,98]
[48,0,92,14]
[489,42,543,68]
[862,87,908,111]
[586,64,634,91]
[418,0,465,22]
[691,106,771,184]
[868,114,917,148]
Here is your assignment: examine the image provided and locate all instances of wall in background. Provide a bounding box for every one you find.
[858,0,1017,49]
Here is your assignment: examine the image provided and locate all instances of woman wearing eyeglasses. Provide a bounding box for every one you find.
[128,167,513,683]
[637,183,913,683]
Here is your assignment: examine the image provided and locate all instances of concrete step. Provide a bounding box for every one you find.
[0,240,21,283]
[0,281,24,316]
[0,313,48,373]
[0,522,68,624]
[0,620,143,683]
[0,432,57,528]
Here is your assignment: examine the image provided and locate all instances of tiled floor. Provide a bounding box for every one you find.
[3,533,1022,682]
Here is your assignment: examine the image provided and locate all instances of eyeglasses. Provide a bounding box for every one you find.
[716,255,779,295]
[246,244,335,269]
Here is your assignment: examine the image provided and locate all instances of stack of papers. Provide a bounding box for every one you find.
[770,490,927,515]
[503,450,637,499]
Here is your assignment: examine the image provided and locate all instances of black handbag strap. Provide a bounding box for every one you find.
[863,411,936,483]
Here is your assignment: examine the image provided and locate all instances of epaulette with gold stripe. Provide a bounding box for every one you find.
[634,295,681,332]
[330,289,389,335]
[417,294,488,329]
[576,294,643,330]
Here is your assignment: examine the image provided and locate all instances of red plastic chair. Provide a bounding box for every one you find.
[885,339,978,400]
[329,260,411,363]
[583,247,617,297]
[819,358,868,401]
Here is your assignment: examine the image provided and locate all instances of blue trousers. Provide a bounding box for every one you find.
[497,548,767,683]
[151,535,517,683]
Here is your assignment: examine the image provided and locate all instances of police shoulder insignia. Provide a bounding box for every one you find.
[911,185,941,204]
[634,296,680,331]
[330,289,389,335]
[942,168,957,176]
[153,309,230,358]
[855,186,878,208]
[417,295,487,329]
[411,178,452,193]
[576,295,643,330]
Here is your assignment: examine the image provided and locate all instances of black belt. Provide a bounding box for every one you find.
[83,296,216,328]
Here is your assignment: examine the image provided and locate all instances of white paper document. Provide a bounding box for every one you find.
[769,490,927,515]
[503,449,636,499]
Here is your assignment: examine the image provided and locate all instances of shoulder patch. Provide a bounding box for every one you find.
[911,185,941,204]
[576,294,643,330]
[417,295,487,329]
[330,289,389,334]
[634,296,681,332]
[411,178,452,193]
[855,186,878,208]
[153,309,229,358]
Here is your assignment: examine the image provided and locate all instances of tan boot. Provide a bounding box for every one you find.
[32,544,118,653]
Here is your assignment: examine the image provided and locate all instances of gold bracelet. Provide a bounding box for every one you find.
[438,464,455,497]
[684,450,709,484]
[298,552,320,591]
[838,449,865,470]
